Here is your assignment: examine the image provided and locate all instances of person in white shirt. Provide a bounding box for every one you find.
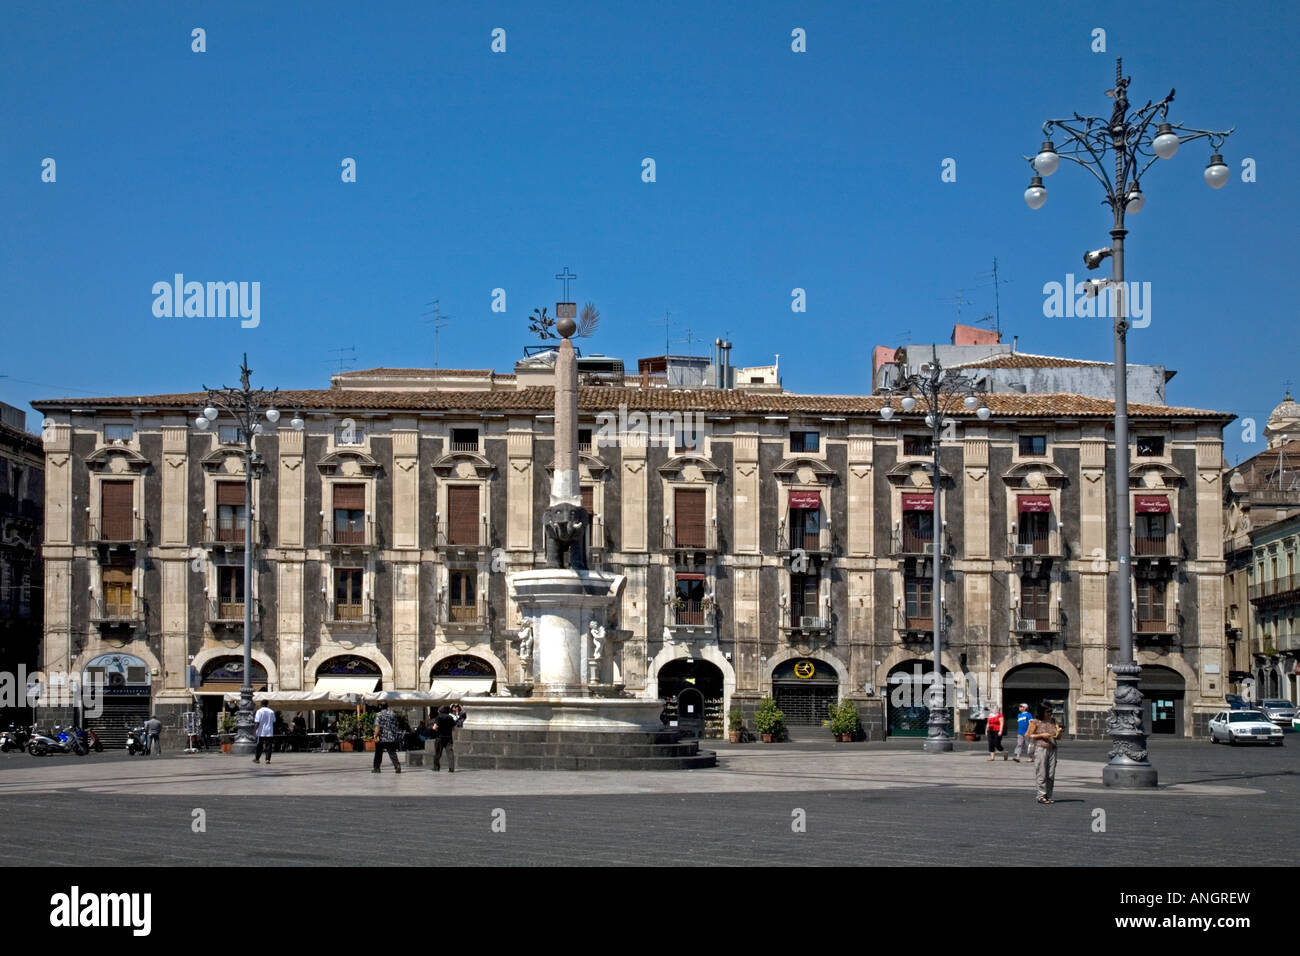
[253,701,276,764]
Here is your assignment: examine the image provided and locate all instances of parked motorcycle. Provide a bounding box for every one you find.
[67,726,102,753]
[0,724,31,753]
[28,726,87,757]
[125,726,147,756]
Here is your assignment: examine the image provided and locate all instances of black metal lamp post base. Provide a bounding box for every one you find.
[1103,761,1158,788]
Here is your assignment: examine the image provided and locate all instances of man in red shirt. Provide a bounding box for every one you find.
[986,704,1007,760]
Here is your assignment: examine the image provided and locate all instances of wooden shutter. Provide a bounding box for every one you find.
[333,484,365,509]
[216,482,244,506]
[581,486,594,513]
[101,481,133,540]
[674,488,706,548]
[447,486,480,545]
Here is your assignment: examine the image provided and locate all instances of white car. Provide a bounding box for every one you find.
[1258,699,1297,728]
[1208,710,1284,746]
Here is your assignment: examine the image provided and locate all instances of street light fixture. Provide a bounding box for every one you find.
[197,353,284,755]
[1023,58,1233,788]
[880,349,988,753]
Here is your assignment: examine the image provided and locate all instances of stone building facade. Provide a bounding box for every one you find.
[33,368,1232,742]
[0,402,43,723]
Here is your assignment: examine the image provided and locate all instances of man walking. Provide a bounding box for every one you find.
[433,705,457,772]
[253,699,276,764]
[144,714,163,756]
[1012,702,1032,762]
[371,701,402,774]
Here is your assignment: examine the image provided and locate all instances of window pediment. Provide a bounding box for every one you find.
[658,453,721,480]
[885,461,950,486]
[431,451,493,478]
[1128,462,1184,486]
[84,446,149,474]
[773,457,835,482]
[318,450,381,477]
[1001,461,1068,487]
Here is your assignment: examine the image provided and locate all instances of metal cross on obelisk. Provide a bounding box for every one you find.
[555,266,578,301]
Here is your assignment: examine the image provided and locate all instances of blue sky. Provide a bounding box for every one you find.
[1,0,1295,464]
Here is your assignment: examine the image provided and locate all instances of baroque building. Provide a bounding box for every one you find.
[0,401,43,723]
[33,360,1232,743]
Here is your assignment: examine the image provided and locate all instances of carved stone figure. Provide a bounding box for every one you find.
[517,618,534,663]
[543,501,588,571]
[589,620,606,661]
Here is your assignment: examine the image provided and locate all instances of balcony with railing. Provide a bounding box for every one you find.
[201,518,263,549]
[1006,529,1061,559]
[665,597,715,637]
[321,518,375,550]
[894,607,934,641]
[89,595,144,626]
[662,519,718,555]
[1011,607,1060,641]
[207,598,261,627]
[780,604,830,637]
[435,517,490,552]
[1248,573,1300,607]
[1132,530,1181,563]
[449,441,481,454]
[890,529,948,558]
[1133,611,1178,639]
[88,516,145,546]
[775,521,830,557]
[442,595,489,630]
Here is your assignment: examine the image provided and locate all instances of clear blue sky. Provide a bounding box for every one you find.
[2,0,1295,464]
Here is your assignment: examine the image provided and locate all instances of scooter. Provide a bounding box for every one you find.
[0,724,31,753]
[28,726,87,757]
[68,726,102,753]
[125,726,147,756]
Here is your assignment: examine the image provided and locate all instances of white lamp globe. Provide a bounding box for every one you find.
[194,416,209,430]
[265,408,281,424]
[925,414,936,428]
[880,406,894,421]
[901,396,916,412]
[252,423,264,435]
[1152,124,1180,160]
[203,406,219,421]
[1024,176,1047,210]
[1125,185,1145,213]
[1032,142,1059,176]
[963,395,978,409]
[291,414,305,431]
[977,406,991,421]
[1203,154,1229,190]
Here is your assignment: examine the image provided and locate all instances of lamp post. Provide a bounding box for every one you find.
[881,351,989,752]
[193,354,300,754]
[1024,58,1232,787]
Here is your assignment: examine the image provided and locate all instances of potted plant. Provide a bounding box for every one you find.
[336,714,357,752]
[753,696,784,743]
[829,700,860,742]
[727,707,744,743]
[671,595,686,613]
[963,715,980,742]
[359,712,377,751]
[218,713,236,753]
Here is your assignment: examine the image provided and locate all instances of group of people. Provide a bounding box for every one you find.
[983,701,1064,804]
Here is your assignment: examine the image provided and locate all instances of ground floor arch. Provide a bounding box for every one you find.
[1000,662,1072,732]
[1139,664,1186,736]
[886,659,953,738]
[771,656,841,728]
[656,657,725,738]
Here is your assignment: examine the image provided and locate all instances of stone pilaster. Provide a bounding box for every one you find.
[1078,436,1109,702]
[846,434,873,556]
[622,435,648,552]
[391,560,419,690]
[962,435,989,559]
[507,424,533,551]
[732,555,762,693]
[277,427,304,548]
[392,429,419,549]
[277,560,303,690]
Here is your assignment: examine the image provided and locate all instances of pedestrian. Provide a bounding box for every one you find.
[1012,702,1032,762]
[144,714,163,756]
[371,702,402,774]
[253,699,276,764]
[985,704,1006,760]
[433,705,457,772]
[1027,702,1063,804]
[451,702,466,728]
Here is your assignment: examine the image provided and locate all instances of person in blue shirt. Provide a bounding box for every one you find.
[1012,702,1032,762]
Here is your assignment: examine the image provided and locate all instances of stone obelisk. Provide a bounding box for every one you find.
[550,319,581,508]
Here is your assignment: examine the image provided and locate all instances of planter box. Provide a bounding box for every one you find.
[220,742,232,754]
[364,740,376,752]
[728,732,740,743]
[761,733,774,743]
[340,741,355,752]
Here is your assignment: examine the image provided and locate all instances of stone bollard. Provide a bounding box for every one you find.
[405,750,425,768]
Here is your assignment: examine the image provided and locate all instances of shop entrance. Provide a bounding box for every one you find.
[82,653,152,748]
[1139,665,1185,736]
[886,660,952,738]
[1000,663,1071,733]
[658,658,724,738]
[772,658,839,729]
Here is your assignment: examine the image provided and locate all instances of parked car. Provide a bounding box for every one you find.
[1258,699,1297,728]
[1208,710,1284,746]
[1224,694,1249,710]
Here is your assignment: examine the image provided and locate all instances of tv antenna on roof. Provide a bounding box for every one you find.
[423,299,452,368]
[972,257,1013,337]
[327,346,357,374]
[939,288,975,323]
[674,327,706,357]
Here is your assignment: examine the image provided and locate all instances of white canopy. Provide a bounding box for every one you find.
[313,675,379,694]
[429,677,495,697]
[216,689,365,710]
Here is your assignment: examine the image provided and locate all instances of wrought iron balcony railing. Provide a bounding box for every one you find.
[662,520,718,553]
[88,517,145,545]
[775,522,830,556]
[321,519,375,549]
[435,517,490,550]
[90,596,144,624]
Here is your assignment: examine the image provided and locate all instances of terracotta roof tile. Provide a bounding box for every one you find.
[949,352,1110,369]
[30,387,1232,421]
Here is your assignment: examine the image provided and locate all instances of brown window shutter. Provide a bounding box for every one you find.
[101,481,133,539]
[674,488,706,548]
[581,486,594,513]
[333,484,366,510]
[447,485,480,545]
[215,482,244,506]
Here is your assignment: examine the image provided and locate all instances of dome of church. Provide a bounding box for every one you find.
[1265,392,1300,447]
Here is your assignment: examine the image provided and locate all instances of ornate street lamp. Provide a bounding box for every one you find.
[1023,59,1232,787]
[193,354,301,754]
[881,351,989,753]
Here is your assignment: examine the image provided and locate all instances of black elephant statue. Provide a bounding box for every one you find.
[543,502,588,571]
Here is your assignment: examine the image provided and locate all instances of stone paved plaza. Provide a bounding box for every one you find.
[0,738,1293,866]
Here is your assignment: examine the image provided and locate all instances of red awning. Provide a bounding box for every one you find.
[788,490,822,510]
[1017,495,1052,513]
[902,492,933,511]
[674,572,706,582]
[1134,494,1171,514]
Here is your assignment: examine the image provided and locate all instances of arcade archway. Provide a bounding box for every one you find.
[657,658,725,738]
[886,660,953,738]
[772,657,840,728]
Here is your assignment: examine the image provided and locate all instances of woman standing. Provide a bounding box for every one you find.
[1026,702,1062,803]
[985,704,1006,760]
